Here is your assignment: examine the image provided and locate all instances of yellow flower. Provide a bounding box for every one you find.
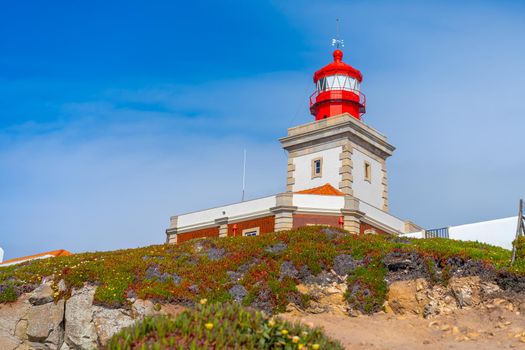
[281,329,288,335]
[312,344,320,350]
[268,320,275,327]
[298,344,304,349]
[205,323,213,330]
[200,298,208,305]
[292,336,300,343]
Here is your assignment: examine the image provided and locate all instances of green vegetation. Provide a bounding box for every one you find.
[0,283,18,303]
[106,302,344,350]
[345,261,387,314]
[0,226,518,314]
[514,235,525,261]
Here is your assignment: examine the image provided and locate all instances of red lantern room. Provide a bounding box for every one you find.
[310,49,366,121]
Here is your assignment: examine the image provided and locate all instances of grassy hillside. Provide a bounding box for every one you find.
[0,226,522,313]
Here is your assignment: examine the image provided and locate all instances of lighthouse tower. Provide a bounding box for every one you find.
[281,48,395,211]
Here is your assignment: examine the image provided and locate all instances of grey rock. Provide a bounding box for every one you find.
[0,296,31,349]
[207,247,225,261]
[29,284,54,306]
[280,261,298,280]
[57,280,67,293]
[229,285,248,303]
[188,284,199,294]
[333,254,357,276]
[27,299,65,349]
[145,265,182,284]
[93,306,135,346]
[64,286,97,350]
[265,242,287,254]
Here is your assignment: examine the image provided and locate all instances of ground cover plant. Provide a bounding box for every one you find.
[106,301,344,350]
[0,226,521,314]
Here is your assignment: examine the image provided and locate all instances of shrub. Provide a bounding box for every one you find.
[345,260,387,314]
[0,283,17,303]
[514,235,525,262]
[105,302,344,350]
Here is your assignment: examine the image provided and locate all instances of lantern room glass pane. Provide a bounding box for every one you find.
[317,74,359,92]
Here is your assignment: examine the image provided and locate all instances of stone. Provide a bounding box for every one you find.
[480,281,500,296]
[332,254,357,276]
[264,242,287,254]
[280,261,299,280]
[132,299,156,318]
[449,277,481,308]
[59,342,70,350]
[28,284,54,306]
[387,279,429,315]
[64,286,98,350]
[93,306,135,346]
[229,285,248,303]
[0,296,31,349]
[0,335,20,350]
[27,299,64,349]
[57,280,67,293]
[207,247,225,261]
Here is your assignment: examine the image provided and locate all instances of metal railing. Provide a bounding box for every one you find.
[309,88,366,108]
[425,227,450,239]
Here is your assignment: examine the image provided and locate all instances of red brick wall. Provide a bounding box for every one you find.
[360,222,389,235]
[176,227,220,243]
[228,216,275,237]
[292,214,341,229]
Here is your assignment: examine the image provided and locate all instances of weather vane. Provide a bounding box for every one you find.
[331,18,344,49]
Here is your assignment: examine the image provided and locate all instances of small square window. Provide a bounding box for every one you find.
[242,227,260,237]
[364,161,372,182]
[311,158,323,179]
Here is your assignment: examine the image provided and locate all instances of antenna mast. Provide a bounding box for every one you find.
[241,149,246,202]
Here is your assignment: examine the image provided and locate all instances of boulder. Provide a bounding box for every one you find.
[26,299,64,349]
[449,276,481,308]
[387,279,429,315]
[28,284,54,306]
[64,286,98,350]
[92,307,135,346]
[132,299,156,318]
[0,295,30,350]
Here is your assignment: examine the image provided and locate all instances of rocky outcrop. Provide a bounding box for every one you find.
[0,283,184,350]
[64,286,98,350]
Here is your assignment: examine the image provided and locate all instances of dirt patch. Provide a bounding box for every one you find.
[282,304,525,350]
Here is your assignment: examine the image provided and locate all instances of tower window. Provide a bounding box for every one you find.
[311,158,323,178]
[364,161,372,182]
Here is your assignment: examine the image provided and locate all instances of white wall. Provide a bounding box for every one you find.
[449,216,517,250]
[351,148,383,208]
[359,201,406,232]
[292,147,342,192]
[293,194,345,213]
[177,195,277,230]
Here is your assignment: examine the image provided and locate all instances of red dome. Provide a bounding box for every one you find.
[313,50,363,83]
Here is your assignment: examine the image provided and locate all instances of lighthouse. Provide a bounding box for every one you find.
[165,44,421,244]
[310,49,366,121]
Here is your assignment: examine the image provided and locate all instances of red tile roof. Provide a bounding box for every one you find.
[0,249,72,266]
[295,183,344,196]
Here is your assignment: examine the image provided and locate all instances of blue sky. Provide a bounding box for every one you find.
[1,0,524,260]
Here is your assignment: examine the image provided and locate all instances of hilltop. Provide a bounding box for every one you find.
[1,226,525,349]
